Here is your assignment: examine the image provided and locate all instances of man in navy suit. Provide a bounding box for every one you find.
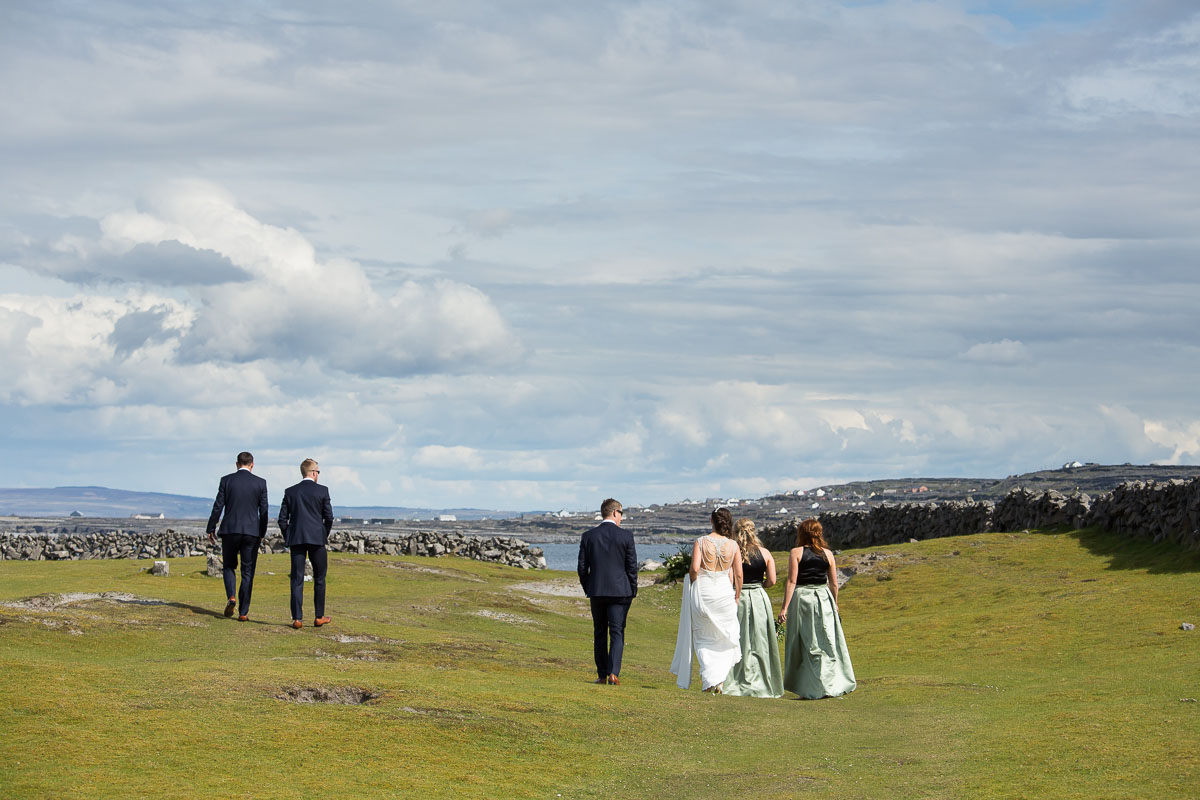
[577,498,638,685]
[206,451,269,621]
[278,458,334,629]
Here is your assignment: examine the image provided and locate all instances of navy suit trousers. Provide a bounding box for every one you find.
[221,534,260,616]
[290,544,327,621]
[590,596,632,679]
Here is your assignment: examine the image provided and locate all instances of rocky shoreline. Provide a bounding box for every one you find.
[5,477,1198,568]
[0,527,547,570]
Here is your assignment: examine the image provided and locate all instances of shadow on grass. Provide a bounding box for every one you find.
[1059,527,1200,574]
[122,598,282,625]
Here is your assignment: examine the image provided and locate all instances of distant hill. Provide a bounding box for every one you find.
[5,464,1199,521]
[763,463,1200,504]
[0,486,520,521]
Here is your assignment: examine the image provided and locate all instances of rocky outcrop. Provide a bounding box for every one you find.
[0,528,547,569]
[760,478,1200,551]
[1087,478,1200,548]
[760,500,995,550]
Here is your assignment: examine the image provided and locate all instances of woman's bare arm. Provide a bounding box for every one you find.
[731,543,743,602]
[779,547,801,622]
[761,546,777,588]
[688,539,702,582]
[825,548,839,605]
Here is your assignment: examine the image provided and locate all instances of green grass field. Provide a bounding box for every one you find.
[1,528,1197,799]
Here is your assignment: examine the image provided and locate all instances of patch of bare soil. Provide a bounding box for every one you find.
[397,706,473,719]
[276,686,380,705]
[472,609,539,625]
[312,648,390,662]
[508,576,656,597]
[2,592,166,611]
[377,560,486,582]
[327,633,404,645]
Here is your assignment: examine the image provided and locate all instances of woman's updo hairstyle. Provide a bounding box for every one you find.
[711,507,733,538]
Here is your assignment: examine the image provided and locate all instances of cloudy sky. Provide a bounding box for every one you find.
[2,0,1198,510]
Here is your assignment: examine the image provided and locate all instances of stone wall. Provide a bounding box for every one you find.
[760,477,1200,551]
[0,528,547,569]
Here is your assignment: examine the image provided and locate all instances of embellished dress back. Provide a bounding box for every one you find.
[670,536,742,690]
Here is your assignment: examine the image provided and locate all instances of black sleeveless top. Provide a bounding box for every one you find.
[742,549,767,585]
[796,547,830,585]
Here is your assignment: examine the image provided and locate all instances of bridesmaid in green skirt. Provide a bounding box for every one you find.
[779,518,856,699]
[722,518,784,697]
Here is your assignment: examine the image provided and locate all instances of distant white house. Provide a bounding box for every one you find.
[776,507,788,514]
[131,512,164,520]
[1062,461,1084,469]
[814,489,826,497]
[810,502,820,510]
[436,514,457,522]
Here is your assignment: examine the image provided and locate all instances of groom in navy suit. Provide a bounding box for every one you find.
[578,498,638,685]
[206,451,269,621]
[278,458,334,629]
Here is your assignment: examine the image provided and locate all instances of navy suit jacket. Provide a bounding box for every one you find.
[206,469,269,538]
[278,479,333,547]
[577,520,638,599]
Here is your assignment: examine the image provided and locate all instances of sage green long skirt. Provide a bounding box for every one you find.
[723,584,783,697]
[783,584,856,699]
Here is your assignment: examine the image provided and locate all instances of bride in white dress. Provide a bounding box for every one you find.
[670,507,744,693]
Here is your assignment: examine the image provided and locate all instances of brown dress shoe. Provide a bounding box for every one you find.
[291,620,303,629]
[224,598,236,618]
[314,616,331,627]
[608,675,620,686]
[594,678,608,684]
[237,615,248,622]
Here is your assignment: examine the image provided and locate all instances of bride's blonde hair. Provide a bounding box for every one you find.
[733,518,763,564]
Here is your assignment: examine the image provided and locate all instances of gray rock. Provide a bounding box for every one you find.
[639,559,664,571]
[1182,622,1195,631]
[206,552,223,577]
[150,561,169,576]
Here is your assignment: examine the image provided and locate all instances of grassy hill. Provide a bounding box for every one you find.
[1,528,1197,798]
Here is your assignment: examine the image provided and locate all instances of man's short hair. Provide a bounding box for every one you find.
[600,498,622,518]
[300,458,319,477]
[236,451,254,467]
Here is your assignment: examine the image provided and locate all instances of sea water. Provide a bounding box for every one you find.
[533,541,687,571]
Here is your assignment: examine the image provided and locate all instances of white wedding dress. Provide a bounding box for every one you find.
[670,536,742,690]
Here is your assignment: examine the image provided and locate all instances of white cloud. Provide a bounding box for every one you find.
[413,445,484,471]
[1144,419,1200,464]
[1,3,1199,509]
[7,181,521,380]
[961,339,1032,365]
[1061,13,1200,118]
